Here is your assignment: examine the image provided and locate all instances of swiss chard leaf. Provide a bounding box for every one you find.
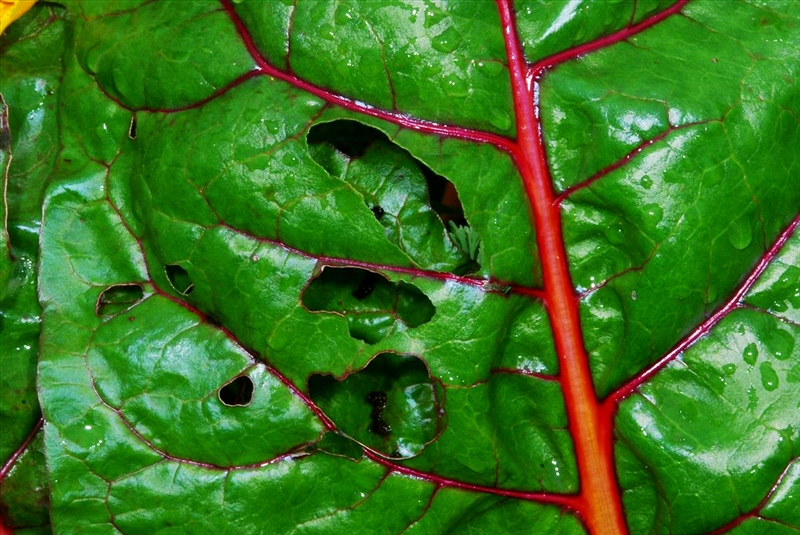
[1,1,799,535]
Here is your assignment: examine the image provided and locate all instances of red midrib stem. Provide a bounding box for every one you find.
[497,2,626,534]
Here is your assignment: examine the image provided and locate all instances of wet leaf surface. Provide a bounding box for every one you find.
[1,1,798,534]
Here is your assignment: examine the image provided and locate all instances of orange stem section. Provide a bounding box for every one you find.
[497,2,627,534]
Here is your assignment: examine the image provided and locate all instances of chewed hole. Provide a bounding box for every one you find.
[306,119,388,158]
[219,376,254,407]
[306,120,477,273]
[308,353,445,459]
[96,284,144,316]
[302,267,435,344]
[306,119,463,223]
[165,264,193,296]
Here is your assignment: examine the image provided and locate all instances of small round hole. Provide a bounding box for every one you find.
[219,376,254,407]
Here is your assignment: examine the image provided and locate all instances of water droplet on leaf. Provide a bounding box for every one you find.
[334,5,352,24]
[765,328,794,361]
[476,60,504,78]
[759,362,779,391]
[747,385,758,410]
[775,266,799,290]
[728,217,752,250]
[640,175,653,189]
[722,363,736,376]
[320,23,336,40]
[770,299,789,313]
[641,203,663,231]
[742,343,758,366]
[488,109,511,131]
[282,152,298,166]
[431,26,462,53]
[423,7,446,28]
[442,73,468,97]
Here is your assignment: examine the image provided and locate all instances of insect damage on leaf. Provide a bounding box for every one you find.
[218,375,255,407]
[95,283,145,317]
[3,1,800,534]
[302,267,435,345]
[308,353,444,458]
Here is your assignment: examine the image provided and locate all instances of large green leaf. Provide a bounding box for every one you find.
[1,1,798,534]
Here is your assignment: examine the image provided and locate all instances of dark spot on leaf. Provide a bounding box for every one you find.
[370,420,392,436]
[96,284,144,316]
[128,115,137,139]
[367,391,387,409]
[370,204,385,220]
[205,314,221,327]
[165,264,193,295]
[219,376,254,407]
[302,267,435,344]
[367,390,391,436]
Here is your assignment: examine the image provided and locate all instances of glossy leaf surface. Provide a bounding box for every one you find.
[1,1,798,535]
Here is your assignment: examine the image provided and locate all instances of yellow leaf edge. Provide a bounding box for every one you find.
[0,0,37,35]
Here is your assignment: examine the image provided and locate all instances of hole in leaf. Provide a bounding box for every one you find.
[302,267,435,344]
[308,353,444,458]
[306,119,388,158]
[306,120,477,273]
[218,376,254,407]
[96,284,144,316]
[165,264,193,296]
[370,204,385,220]
[128,114,137,139]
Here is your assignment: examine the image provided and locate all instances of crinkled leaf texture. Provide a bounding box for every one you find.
[0,1,798,534]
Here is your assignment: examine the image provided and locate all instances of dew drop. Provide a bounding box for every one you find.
[759,362,779,391]
[488,109,511,131]
[421,61,442,78]
[742,342,758,366]
[766,328,794,361]
[722,363,736,376]
[727,217,752,250]
[334,4,352,25]
[431,27,462,53]
[476,60,504,78]
[423,7,446,28]
[770,299,789,313]
[775,266,800,290]
[747,385,758,410]
[640,175,653,189]
[282,152,298,166]
[442,73,468,97]
[320,23,336,40]
[641,203,663,231]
